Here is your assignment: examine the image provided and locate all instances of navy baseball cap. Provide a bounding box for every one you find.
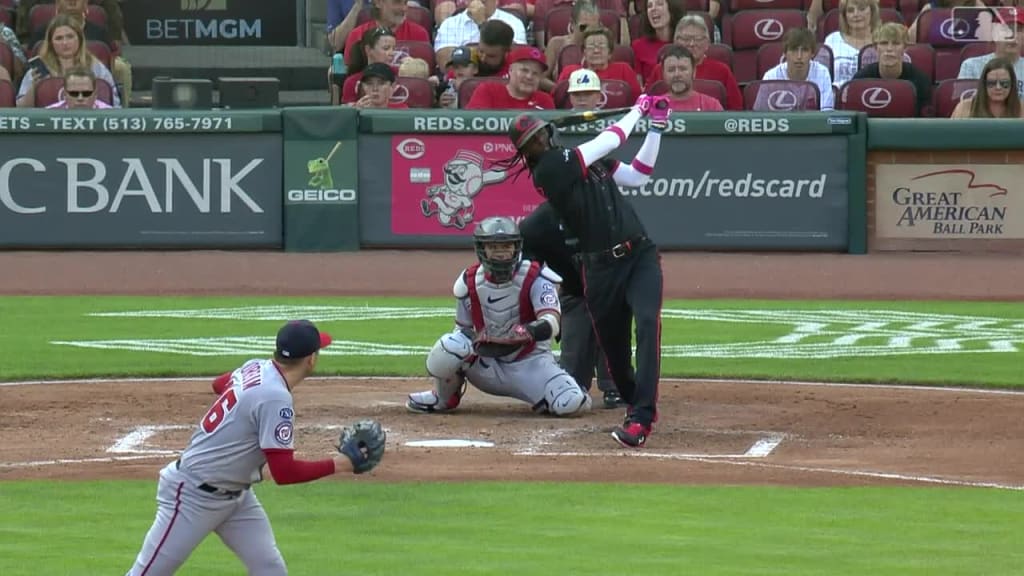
[276,320,332,358]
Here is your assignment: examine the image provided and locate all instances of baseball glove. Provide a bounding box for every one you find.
[473,325,534,358]
[337,419,386,474]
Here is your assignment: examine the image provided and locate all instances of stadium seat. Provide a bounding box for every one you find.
[394,40,436,72]
[545,6,622,41]
[33,76,114,107]
[723,9,808,83]
[931,78,977,118]
[755,42,834,80]
[960,42,995,65]
[457,76,506,109]
[532,0,575,46]
[904,43,936,84]
[743,79,821,110]
[694,78,728,108]
[552,79,572,108]
[391,76,435,108]
[87,40,112,69]
[0,78,13,107]
[817,7,902,41]
[706,43,735,68]
[899,0,926,27]
[838,78,917,116]
[600,78,635,107]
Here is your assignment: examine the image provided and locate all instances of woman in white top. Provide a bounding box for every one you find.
[762,28,836,110]
[824,0,881,87]
[16,14,120,108]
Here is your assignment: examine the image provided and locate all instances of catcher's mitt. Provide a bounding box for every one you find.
[473,324,534,358]
[337,419,386,474]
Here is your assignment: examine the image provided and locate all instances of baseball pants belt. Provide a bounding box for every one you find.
[175,459,244,498]
[577,235,651,264]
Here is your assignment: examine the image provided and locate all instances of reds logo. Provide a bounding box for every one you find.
[396,138,425,160]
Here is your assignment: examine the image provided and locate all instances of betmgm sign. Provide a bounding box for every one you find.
[122,0,297,46]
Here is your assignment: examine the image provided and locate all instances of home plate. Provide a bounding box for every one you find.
[404,439,495,448]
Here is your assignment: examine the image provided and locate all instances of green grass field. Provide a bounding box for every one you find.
[1,295,1021,575]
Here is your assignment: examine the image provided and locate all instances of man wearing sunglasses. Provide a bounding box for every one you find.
[45,66,112,110]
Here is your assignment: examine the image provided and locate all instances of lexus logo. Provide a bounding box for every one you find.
[390,84,410,104]
[767,89,798,111]
[860,86,892,109]
[939,17,971,40]
[753,18,785,41]
[597,88,609,109]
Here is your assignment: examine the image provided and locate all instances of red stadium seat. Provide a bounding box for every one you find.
[457,76,506,109]
[706,43,734,67]
[931,78,978,117]
[86,40,112,69]
[900,0,927,26]
[903,43,935,84]
[723,9,808,83]
[915,7,967,47]
[29,3,57,37]
[838,78,917,116]
[545,7,622,42]
[755,42,834,80]
[694,78,728,108]
[394,40,436,72]
[743,79,821,110]
[817,7,902,41]
[0,78,13,107]
[33,76,114,107]
[552,79,572,108]
[85,4,107,30]
[600,78,635,107]
[391,76,436,108]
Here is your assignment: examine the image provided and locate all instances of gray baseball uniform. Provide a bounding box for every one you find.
[126,359,296,576]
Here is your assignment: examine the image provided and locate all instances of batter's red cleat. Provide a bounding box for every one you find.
[611,421,651,448]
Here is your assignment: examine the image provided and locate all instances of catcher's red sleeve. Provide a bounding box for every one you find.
[211,372,232,395]
[263,449,336,485]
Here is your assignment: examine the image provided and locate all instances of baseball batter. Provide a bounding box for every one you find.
[125,320,386,576]
[406,216,592,416]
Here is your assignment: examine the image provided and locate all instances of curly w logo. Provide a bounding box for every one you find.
[181,0,228,10]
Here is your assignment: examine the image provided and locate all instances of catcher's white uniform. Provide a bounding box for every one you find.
[407,259,591,416]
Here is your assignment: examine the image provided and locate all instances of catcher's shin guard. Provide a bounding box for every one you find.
[407,376,467,413]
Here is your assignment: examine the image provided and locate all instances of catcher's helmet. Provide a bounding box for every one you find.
[509,113,554,152]
[473,216,522,284]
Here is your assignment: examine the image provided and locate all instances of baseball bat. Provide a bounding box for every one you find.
[549,107,634,128]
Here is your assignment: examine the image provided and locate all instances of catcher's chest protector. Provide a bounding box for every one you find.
[466,261,540,339]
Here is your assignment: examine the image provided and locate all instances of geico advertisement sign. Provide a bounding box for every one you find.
[0,157,266,214]
[286,189,357,204]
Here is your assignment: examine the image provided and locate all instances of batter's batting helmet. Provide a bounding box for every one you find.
[509,113,554,152]
[473,216,522,284]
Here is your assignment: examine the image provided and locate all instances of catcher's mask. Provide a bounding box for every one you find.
[473,216,523,284]
[509,113,557,159]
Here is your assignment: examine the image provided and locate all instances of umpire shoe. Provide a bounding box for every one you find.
[406,390,461,414]
[602,390,626,409]
[611,421,651,448]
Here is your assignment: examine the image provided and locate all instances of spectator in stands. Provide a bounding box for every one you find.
[958,8,1024,98]
[631,0,686,84]
[26,0,132,105]
[824,0,881,87]
[439,46,479,107]
[907,0,985,44]
[44,65,110,109]
[558,27,642,102]
[16,16,119,108]
[851,22,931,114]
[762,28,834,110]
[348,62,409,109]
[476,20,516,78]
[647,15,742,110]
[466,45,555,109]
[435,0,527,70]
[341,27,397,104]
[543,0,600,67]
[344,0,429,67]
[952,56,1024,117]
[659,45,723,111]
[0,20,27,84]
[328,0,362,53]
[566,67,604,109]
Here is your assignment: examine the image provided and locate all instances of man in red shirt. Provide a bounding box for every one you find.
[660,45,723,112]
[348,63,410,109]
[467,46,555,110]
[343,0,430,66]
[647,16,743,110]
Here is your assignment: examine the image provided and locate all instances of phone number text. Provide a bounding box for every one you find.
[0,115,235,132]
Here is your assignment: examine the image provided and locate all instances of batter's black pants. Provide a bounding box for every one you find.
[578,242,663,427]
[559,293,615,394]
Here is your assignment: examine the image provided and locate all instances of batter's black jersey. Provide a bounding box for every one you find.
[531,146,647,252]
[519,202,584,298]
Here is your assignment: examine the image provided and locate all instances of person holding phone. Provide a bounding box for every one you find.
[17,15,119,108]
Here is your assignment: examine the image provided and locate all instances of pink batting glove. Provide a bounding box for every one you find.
[648,95,671,123]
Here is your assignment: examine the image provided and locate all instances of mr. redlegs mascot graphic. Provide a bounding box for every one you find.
[421,149,508,229]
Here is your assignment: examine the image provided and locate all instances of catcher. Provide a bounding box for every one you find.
[406,216,592,417]
[126,320,386,576]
